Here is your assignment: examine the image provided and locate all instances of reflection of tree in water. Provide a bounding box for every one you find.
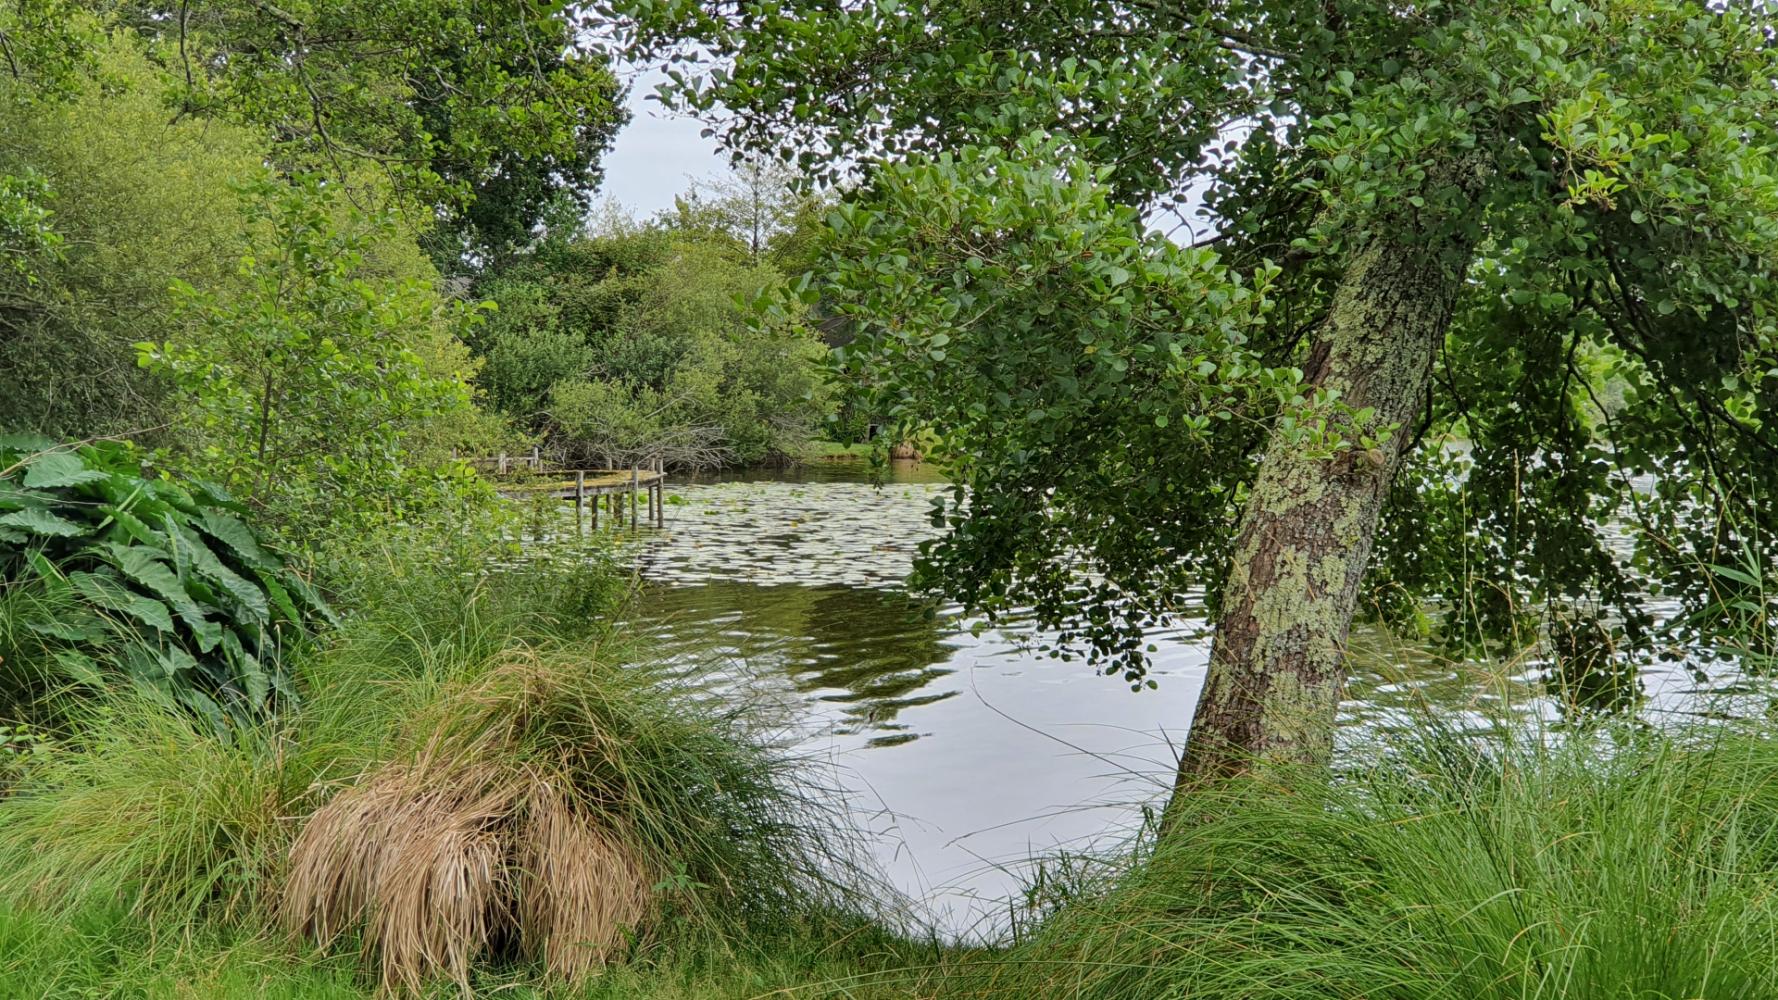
[1542,610,1644,719]
[636,581,959,743]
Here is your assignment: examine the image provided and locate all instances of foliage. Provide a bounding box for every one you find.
[0,170,60,282]
[0,36,269,438]
[0,529,894,994]
[973,724,1778,999]
[473,213,833,468]
[0,437,332,728]
[102,0,626,261]
[138,177,487,540]
[613,0,1778,691]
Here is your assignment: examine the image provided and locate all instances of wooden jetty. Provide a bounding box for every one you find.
[461,450,667,530]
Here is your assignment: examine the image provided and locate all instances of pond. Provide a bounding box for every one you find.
[608,459,1768,940]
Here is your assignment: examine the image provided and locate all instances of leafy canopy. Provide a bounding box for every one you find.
[137,177,485,541]
[105,0,627,260]
[614,0,1778,684]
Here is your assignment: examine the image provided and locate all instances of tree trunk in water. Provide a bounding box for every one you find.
[1168,231,1476,811]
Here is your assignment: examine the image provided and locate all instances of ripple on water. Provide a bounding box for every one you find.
[590,464,1778,939]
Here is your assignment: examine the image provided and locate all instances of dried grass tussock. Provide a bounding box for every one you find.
[282,655,655,995]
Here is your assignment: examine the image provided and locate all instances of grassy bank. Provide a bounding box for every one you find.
[0,524,943,998]
[957,724,1778,1000]
[10,516,1778,998]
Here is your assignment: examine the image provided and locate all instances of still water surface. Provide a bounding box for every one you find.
[615,459,1763,938]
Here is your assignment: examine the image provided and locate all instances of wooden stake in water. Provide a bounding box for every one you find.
[629,466,640,530]
[574,470,585,536]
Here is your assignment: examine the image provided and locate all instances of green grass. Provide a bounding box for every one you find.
[17,517,1778,998]
[962,724,1778,1000]
[0,523,932,998]
[0,902,962,999]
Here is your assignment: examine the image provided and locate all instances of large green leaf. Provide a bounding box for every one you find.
[106,544,222,653]
[51,649,105,689]
[70,570,174,633]
[0,432,55,453]
[0,487,53,512]
[164,517,269,622]
[0,507,87,538]
[101,505,164,547]
[26,610,108,643]
[196,510,279,572]
[22,451,109,489]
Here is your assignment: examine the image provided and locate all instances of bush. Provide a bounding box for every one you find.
[0,436,332,727]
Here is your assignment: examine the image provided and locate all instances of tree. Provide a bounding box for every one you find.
[610,0,1778,804]
[671,157,828,268]
[105,0,627,264]
[138,177,482,539]
[0,35,268,437]
[470,209,833,468]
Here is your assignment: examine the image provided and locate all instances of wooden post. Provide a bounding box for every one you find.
[574,470,585,536]
[629,467,640,530]
[653,458,664,526]
[497,451,508,475]
[530,446,540,471]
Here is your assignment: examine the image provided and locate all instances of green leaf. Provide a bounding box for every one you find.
[26,611,108,643]
[21,452,108,489]
[196,510,280,572]
[106,544,222,653]
[52,650,105,689]
[101,505,164,547]
[166,520,270,622]
[70,570,174,633]
[0,507,87,538]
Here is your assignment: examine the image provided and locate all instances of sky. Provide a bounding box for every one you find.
[597,66,731,219]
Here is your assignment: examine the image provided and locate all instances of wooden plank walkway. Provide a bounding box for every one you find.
[460,450,667,530]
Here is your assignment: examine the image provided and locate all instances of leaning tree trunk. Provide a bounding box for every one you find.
[1167,226,1478,813]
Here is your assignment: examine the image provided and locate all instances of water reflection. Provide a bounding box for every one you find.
[640,581,960,743]
[608,458,1776,937]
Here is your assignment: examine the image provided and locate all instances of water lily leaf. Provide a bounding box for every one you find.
[0,507,87,538]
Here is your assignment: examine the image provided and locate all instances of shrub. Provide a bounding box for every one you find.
[282,648,868,994]
[0,436,332,727]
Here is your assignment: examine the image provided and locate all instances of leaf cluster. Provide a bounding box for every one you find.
[0,436,333,730]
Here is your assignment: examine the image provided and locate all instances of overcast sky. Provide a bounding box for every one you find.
[597,67,730,219]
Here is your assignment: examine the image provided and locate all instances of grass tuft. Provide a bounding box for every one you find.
[966,723,1778,1000]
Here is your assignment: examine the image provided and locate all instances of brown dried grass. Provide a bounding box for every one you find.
[281,656,655,995]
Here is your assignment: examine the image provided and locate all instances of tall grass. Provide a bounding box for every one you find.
[0,522,894,994]
[964,724,1778,1000]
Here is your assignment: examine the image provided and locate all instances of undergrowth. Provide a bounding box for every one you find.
[959,724,1778,1000]
[0,521,916,997]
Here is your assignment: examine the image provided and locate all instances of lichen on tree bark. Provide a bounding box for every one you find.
[1169,222,1479,811]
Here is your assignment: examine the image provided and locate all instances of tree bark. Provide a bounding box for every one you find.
[1168,227,1477,811]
